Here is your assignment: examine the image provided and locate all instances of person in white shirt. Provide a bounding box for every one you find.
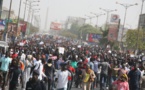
[31,55,46,81]
[55,63,71,90]
[34,59,45,80]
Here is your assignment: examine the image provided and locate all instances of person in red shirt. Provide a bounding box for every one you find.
[67,61,75,90]
[11,51,18,59]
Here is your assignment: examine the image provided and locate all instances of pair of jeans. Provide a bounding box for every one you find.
[57,88,67,90]
[130,85,139,90]
[9,82,17,90]
[47,79,54,90]
[67,80,72,90]
[100,73,108,90]
[0,71,7,89]
[92,73,96,90]
[111,76,117,83]
[75,76,82,88]
[92,72,100,89]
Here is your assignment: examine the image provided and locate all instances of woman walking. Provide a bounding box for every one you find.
[82,64,96,90]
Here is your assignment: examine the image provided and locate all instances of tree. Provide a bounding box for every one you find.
[59,30,77,39]
[79,24,102,40]
[99,27,109,46]
[125,29,145,50]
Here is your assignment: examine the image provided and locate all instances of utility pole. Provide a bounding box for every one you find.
[26,0,39,35]
[44,7,49,30]
[16,0,22,37]
[0,0,3,19]
[23,0,28,21]
[5,0,13,42]
[85,15,94,25]
[141,0,145,14]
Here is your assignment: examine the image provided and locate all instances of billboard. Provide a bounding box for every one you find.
[108,24,118,41]
[87,33,102,42]
[50,22,62,30]
[0,19,5,30]
[20,21,27,32]
[110,14,120,24]
[139,14,145,28]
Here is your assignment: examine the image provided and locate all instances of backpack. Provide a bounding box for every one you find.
[30,63,40,75]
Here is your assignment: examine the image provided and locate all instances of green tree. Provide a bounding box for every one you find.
[79,24,102,40]
[126,29,145,50]
[59,30,77,38]
[69,23,81,38]
[99,27,109,46]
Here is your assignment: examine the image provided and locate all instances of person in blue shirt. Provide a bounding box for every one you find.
[128,63,141,90]
[0,52,11,90]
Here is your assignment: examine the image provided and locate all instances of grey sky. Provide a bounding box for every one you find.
[2,0,145,30]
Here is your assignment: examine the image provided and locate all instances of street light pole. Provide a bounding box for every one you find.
[141,0,145,14]
[23,0,28,21]
[90,12,105,27]
[85,15,92,25]
[23,0,39,21]
[100,8,117,30]
[116,2,138,43]
[141,0,145,42]
[26,0,39,35]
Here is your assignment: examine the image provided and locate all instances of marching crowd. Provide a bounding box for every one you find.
[0,34,145,90]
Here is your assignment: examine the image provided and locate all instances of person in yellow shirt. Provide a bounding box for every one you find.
[82,64,96,90]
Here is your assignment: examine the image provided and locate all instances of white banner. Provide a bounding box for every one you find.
[58,47,65,54]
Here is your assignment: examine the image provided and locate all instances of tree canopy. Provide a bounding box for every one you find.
[125,29,145,50]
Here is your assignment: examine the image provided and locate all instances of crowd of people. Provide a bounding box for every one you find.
[0,34,145,90]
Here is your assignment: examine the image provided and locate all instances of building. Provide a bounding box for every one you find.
[139,14,145,28]
[1,7,16,19]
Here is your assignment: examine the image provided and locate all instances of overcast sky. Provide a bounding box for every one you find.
[2,0,145,30]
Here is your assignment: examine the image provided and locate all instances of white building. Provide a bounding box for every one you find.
[1,7,17,19]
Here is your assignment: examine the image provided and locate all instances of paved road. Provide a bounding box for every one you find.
[5,83,100,90]
[5,87,100,90]
[5,86,100,90]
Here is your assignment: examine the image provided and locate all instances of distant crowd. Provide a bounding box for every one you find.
[0,34,145,90]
